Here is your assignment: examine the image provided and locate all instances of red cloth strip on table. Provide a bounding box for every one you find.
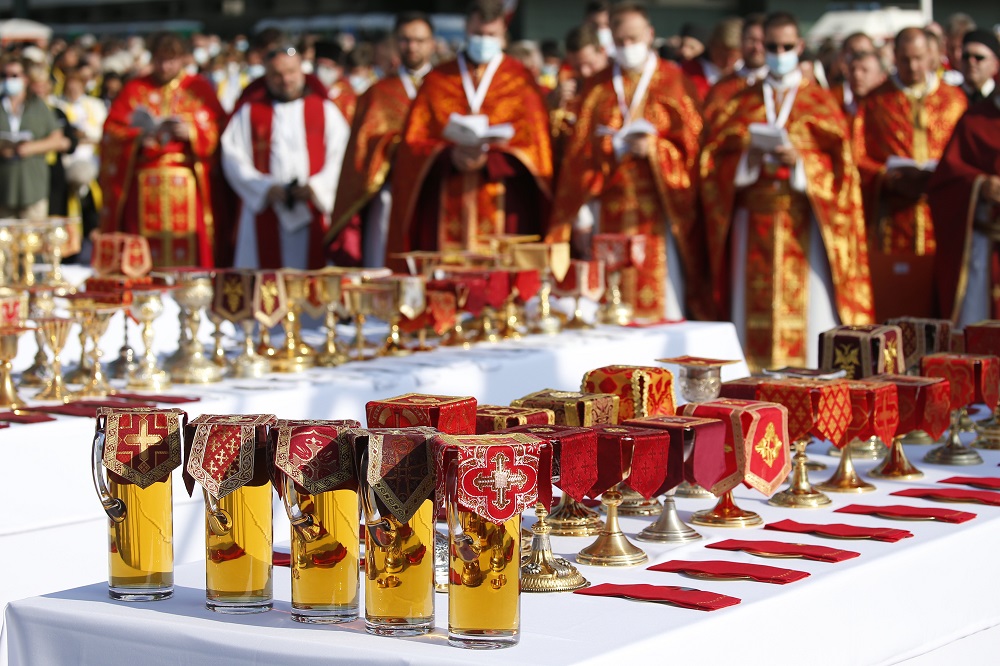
[623,318,686,328]
[0,411,56,424]
[765,518,913,543]
[891,487,1000,507]
[272,551,290,567]
[22,399,157,418]
[0,422,7,429]
[940,476,1000,491]
[706,539,860,563]
[835,503,977,523]
[647,559,810,584]
[111,393,201,404]
[574,583,740,611]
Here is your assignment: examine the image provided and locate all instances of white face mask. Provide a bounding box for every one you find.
[2,77,24,98]
[192,47,209,66]
[598,27,616,53]
[467,35,504,64]
[184,63,199,76]
[301,60,314,75]
[617,42,649,71]
[227,61,240,76]
[349,74,370,93]
[247,64,265,80]
[316,65,339,88]
[210,69,226,84]
[766,50,799,77]
[235,39,249,53]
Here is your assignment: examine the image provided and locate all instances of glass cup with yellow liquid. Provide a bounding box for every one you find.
[445,465,521,649]
[204,483,273,613]
[284,485,359,623]
[360,483,435,636]
[91,412,177,601]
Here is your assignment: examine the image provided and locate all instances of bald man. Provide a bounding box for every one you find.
[854,27,967,257]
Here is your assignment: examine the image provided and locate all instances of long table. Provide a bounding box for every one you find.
[4,442,1000,665]
[0,321,748,613]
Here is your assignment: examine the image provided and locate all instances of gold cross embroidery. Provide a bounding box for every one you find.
[755,422,783,467]
[473,452,527,511]
[123,417,161,460]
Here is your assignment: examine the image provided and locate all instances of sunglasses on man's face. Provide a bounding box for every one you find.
[962,52,988,63]
[765,42,797,54]
[0,73,22,79]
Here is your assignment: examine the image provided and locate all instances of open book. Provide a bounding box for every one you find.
[885,155,939,172]
[748,123,791,152]
[130,107,178,133]
[443,113,515,147]
[0,130,33,150]
[597,118,657,159]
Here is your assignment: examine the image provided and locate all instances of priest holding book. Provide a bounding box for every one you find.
[700,12,874,372]
[384,0,553,267]
[546,1,706,321]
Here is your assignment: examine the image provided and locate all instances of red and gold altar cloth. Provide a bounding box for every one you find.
[854,79,967,255]
[921,353,1000,411]
[965,321,1000,359]
[511,389,620,427]
[91,232,153,278]
[498,424,597,504]
[718,377,769,401]
[587,425,670,500]
[99,73,225,268]
[581,365,675,421]
[757,379,852,447]
[348,426,438,524]
[183,414,276,499]
[679,399,791,496]
[819,324,907,379]
[864,375,951,439]
[97,406,186,488]
[553,259,605,302]
[886,317,952,372]
[433,433,545,524]
[211,270,256,324]
[272,419,361,495]
[365,393,477,435]
[475,405,554,435]
[842,381,899,447]
[623,414,727,495]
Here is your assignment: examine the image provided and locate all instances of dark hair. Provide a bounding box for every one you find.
[395,11,434,34]
[466,0,506,23]
[252,28,285,52]
[742,13,766,35]
[610,1,650,28]
[540,38,561,60]
[584,0,610,17]
[763,12,800,37]
[565,24,601,53]
[148,32,187,58]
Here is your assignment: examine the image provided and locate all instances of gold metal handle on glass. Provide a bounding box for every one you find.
[358,450,394,548]
[283,483,323,543]
[91,428,126,523]
[204,489,232,536]
[447,464,481,563]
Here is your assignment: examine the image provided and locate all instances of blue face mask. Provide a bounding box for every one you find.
[467,35,503,64]
[2,77,24,98]
[766,50,799,77]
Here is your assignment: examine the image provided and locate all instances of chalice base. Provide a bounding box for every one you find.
[315,350,348,367]
[924,441,984,466]
[815,445,876,493]
[828,436,884,461]
[576,492,647,567]
[65,363,93,385]
[674,481,715,499]
[19,364,50,387]
[547,496,603,537]
[769,441,833,509]
[531,312,563,336]
[171,355,225,384]
[107,347,137,380]
[636,496,701,543]
[126,367,171,392]
[564,315,593,330]
[597,301,633,327]
[691,491,762,528]
[0,371,24,409]
[35,376,71,402]
[869,439,924,480]
[232,353,270,378]
[270,353,314,373]
[973,417,1000,450]
[609,484,662,516]
[900,429,937,445]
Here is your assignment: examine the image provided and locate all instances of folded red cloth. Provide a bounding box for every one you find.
[940,476,1000,491]
[647,559,809,584]
[574,583,740,611]
[0,422,7,429]
[623,318,685,328]
[23,399,157,418]
[835,503,977,523]
[891,487,1000,507]
[706,539,860,563]
[112,392,201,404]
[765,519,913,543]
[0,411,56,424]
[273,551,291,567]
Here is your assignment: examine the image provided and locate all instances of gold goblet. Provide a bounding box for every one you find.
[376,276,426,357]
[315,268,349,367]
[17,222,44,287]
[576,484,647,567]
[126,288,171,391]
[768,438,833,508]
[344,284,387,362]
[0,221,15,286]
[162,270,223,384]
[0,326,32,409]
[70,304,119,399]
[18,286,54,388]
[270,270,316,373]
[34,316,73,402]
[43,218,71,288]
[520,503,590,593]
[213,270,268,379]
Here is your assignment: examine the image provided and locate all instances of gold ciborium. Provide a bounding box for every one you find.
[270,270,316,373]
[374,276,426,357]
[0,326,32,409]
[34,316,73,402]
[576,484,647,567]
[17,286,54,388]
[315,268,349,367]
[69,303,119,399]
[16,222,44,287]
[42,218,71,288]
[520,503,590,593]
[126,288,171,391]
[161,270,223,384]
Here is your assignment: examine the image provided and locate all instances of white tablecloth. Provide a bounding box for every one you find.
[4,443,1000,665]
[0,319,747,613]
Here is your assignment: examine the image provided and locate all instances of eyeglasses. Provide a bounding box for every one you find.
[765,42,797,54]
[0,73,22,80]
[265,45,298,60]
[962,52,988,63]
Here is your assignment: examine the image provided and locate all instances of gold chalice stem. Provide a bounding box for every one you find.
[355,313,367,360]
[870,435,924,479]
[0,331,24,409]
[816,439,875,493]
[768,439,832,508]
[576,486,648,566]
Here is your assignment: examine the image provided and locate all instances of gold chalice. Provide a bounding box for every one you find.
[343,284,389,362]
[315,268,350,367]
[270,270,316,373]
[554,260,605,330]
[0,221,16,286]
[43,218,71,288]
[16,222,44,288]
[576,484,647,567]
[375,276,426,357]
[0,326,32,409]
[212,270,268,379]
[125,288,171,391]
[33,316,73,402]
[160,270,223,384]
[520,503,590,593]
[69,303,119,399]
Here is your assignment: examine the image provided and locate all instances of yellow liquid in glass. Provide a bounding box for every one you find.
[448,511,520,635]
[205,483,273,608]
[364,499,435,628]
[108,478,173,595]
[291,489,360,612]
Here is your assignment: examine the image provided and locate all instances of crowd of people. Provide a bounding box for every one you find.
[0,0,998,372]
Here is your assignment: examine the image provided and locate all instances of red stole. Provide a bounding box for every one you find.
[248,94,326,269]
